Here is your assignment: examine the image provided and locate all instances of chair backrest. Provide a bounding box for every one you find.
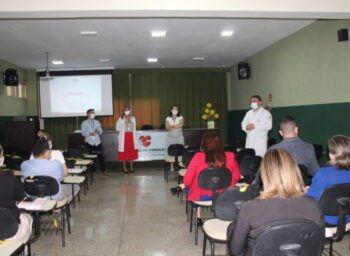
[239,156,262,184]
[251,220,324,256]
[298,164,311,186]
[4,157,24,170]
[319,183,350,240]
[198,167,232,204]
[214,185,261,221]
[182,148,200,167]
[67,148,84,159]
[313,144,323,162]
[23,176,59,198]
[167,144,184,157]
[140,124,154,130]
[0,208,18,240]
[236,148,255,164]
[158,124,166,130]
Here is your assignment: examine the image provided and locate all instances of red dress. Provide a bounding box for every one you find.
[118,132,138,161]
[183,152,241,201]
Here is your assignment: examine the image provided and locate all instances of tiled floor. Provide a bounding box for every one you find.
[31,168,350,256]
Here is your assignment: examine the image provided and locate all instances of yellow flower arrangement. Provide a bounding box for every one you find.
[202,102,220,121]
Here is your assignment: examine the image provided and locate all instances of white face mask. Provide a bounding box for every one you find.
[0,156,4,166]
[90,113,96,119]
[48,141,53,150]
[124,110,131,116]
[250,102,258,110]
[172,110,178,116]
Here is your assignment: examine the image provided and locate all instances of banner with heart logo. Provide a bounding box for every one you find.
[136,131,167,161]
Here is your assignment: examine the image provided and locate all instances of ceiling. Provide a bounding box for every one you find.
[0,18,314,70]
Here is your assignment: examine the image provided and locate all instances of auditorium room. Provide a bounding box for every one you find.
[0,1,350,256]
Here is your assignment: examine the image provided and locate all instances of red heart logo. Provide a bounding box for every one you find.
[139,136,151,147]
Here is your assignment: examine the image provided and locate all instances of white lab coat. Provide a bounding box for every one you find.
[116,117,137,152]
[241,107,272,157]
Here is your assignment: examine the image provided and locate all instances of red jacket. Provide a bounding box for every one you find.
[184,152,241,201]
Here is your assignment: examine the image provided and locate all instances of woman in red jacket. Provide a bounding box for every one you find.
[172,131,241,219]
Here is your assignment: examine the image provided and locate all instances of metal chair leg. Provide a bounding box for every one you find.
[190,206,193,232]
[195,208,198,245]
[329,239,333,256]
[203,235,207,256]
[61,208,66,247]
[210,240,215,256]
[66,205,71,234]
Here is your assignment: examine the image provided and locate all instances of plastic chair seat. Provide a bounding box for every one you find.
[165,156,183,163]
[178,169,187,177]
[326,222,350,237]
[192,200,212,206]
[203,218,233,241]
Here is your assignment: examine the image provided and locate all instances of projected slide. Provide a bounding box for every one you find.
[39,73,113,118]
[50,76,102,113]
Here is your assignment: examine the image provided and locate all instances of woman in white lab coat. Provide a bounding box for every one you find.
[116,106,138,173]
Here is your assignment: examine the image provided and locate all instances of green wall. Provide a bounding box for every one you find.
[227,20,350,150]
[228,20,350,110]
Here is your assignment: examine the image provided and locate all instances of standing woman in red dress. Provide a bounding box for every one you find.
[116,106,138,173]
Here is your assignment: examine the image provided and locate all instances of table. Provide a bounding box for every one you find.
[68,128,219,161]
[0,241,24,256]
[62,176,85,207]
[18,199,57,242]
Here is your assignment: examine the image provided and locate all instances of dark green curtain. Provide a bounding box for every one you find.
[45,69,228,149]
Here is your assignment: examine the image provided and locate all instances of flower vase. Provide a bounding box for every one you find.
[207,121,215,129]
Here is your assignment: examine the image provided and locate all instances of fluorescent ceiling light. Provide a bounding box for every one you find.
[80,30,98,36]
[147,58,158,63]
[193,57,205,61]
[151,30,167,37]
[99,58,111,62]
[52,60,64,65]
[221,30,234,37]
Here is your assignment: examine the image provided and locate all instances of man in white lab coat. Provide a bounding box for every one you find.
[241,95,272,157]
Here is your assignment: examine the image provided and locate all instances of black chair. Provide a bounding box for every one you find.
[158,124,166,130]
[250,220,324,256]
[267,137,277,148]
[0,208,31,255]
[224,145,236,153]
[298,164,312,186]
[313,144,323,162]
[239,156,262,184]
[164,144,184,182]
[203,185,261,256]
[140,124,154,130]
[318,183,350,256]
[178,147,200,184]
[190,167,232,245]
[235,148,255,164]
[23,176,70,246]
[3,156,24,170]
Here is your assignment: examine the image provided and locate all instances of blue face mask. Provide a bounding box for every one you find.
[250,102,258,110]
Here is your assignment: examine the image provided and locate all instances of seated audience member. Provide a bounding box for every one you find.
[30,132,80,199]
[306,135,350,225]
[0,144,33,243]
[21,138,71,201]
[229,149,324,256]
[268,116,319,175]
[171,131,241,220]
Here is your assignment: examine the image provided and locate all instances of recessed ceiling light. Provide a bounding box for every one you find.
[52,60,64,65]
[193,57,205,61]
[80,30,98,36]
[99,58,111,62]
[151,30,167,37]
[221,30,234,37]
[147,58,158,63]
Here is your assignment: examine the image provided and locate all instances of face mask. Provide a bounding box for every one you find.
[90,113,96,119]
[48,141,53,150]
[172,110,178,116]
[124,111,131,116]
[0,156,4,166]
[250,102,258,110]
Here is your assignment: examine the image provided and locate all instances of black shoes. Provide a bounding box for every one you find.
[170,186,182,196]
[197,218,203,226]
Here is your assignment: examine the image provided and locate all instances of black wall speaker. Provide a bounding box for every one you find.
[338,28,348,42]
[3,68,19,86]
[238,62,251,80]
